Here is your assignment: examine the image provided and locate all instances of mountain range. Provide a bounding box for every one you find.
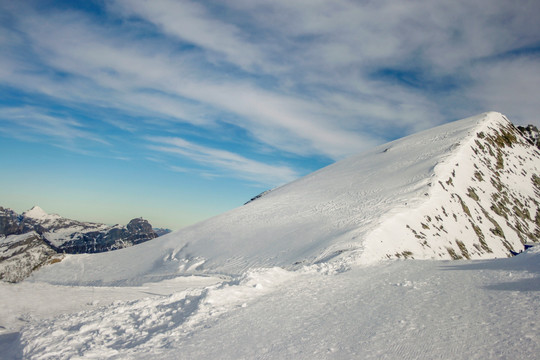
[0,207,160,282]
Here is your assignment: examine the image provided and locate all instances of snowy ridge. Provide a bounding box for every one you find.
[363,112,540,261]
[4,112,540,359]
[30,112,540,286]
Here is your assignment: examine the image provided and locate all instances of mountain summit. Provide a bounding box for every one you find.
[32,112,540,285]
[21,206,59,221]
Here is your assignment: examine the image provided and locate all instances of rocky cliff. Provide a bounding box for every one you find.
[0,206,158,282]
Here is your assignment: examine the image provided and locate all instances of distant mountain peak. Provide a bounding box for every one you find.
[24,205,47,216]
[22,205,60,221]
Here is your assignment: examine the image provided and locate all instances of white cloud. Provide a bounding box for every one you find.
[110,0,264,72]
[466,56,540,126]
[0,106,107,145]
[147,136,300,186]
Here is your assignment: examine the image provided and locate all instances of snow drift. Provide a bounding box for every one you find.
[30,112,540,285]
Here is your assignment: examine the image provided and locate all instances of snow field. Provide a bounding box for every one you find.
[0,276,221,335]
[3,248,538,359]
[14,268,295,359]
[152,248,540,360]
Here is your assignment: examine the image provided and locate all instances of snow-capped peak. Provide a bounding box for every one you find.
[22,206,60,221]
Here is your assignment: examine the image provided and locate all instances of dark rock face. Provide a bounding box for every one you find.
[0,207,22,235]
[244,190,273,205]
[153,228,172,237]
[58,218,158,254]
[126,218,156,243]
[517,125,540,149]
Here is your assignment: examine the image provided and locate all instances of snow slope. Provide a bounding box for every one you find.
[5,246,539,359]
[30,112,540,285]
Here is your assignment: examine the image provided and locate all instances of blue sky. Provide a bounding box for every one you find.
[1,0,539,230]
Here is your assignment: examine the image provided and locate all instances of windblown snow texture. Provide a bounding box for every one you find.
[31,112,540,286]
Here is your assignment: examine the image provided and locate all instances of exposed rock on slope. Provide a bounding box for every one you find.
[517,124,540,149]
[30,112,540,286]
[0,206,158,282]
[0,232,60,282]
[363,115,540,260]
[244,190,273,205]
[153,228,172,237]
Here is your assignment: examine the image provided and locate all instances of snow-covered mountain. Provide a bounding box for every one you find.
[0,206,158,282]
[31,112,540,286]
[3,112,540,359]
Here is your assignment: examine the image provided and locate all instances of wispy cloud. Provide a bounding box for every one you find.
[147,136,300,186]
[1,3,381,159]
[0,106,107,147]
[110,0,265,72]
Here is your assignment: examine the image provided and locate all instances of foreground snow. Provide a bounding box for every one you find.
[1,248,539,359]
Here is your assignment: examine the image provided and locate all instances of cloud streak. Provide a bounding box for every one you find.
[147,136,300,186]
[0,106,107,148]
[110,0,265,72]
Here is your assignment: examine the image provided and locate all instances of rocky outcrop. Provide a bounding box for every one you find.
[244,190,273,205]
[0,207,159,282]
[153,228,172,237]
[0,207,22,235]
[0,232,60,283]
[517,124,540,150]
